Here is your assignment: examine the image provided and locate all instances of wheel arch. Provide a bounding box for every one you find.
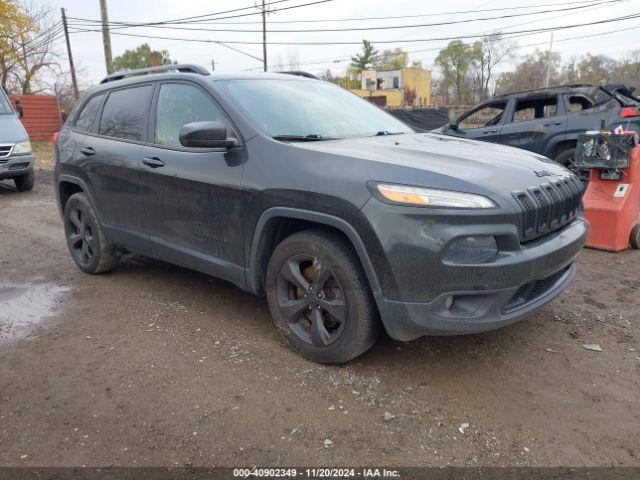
[246,208,382,298]
[546,137,578,160]
[56,175,102,223]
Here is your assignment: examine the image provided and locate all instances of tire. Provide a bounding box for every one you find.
[14,171,34,191]
[63,192,120,274]
[555,147,589,183]
[555,147,577,169]
[631,223,640,250]
[265,229,381,364]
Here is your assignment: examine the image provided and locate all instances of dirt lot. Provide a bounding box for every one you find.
[0,144,639,468]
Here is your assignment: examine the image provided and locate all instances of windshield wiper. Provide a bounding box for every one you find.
[272,134,329,142]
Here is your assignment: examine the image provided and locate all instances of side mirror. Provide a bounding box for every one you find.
[15,100,24,119]
[179,121,237,149]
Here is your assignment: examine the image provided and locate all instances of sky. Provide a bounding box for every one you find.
[31,0,640,86]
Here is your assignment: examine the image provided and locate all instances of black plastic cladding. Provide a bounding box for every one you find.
[512,174,583,242]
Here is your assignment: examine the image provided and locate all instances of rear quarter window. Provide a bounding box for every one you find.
[99,85,153,141]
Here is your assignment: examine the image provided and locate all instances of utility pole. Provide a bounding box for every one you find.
[261,0,267,72]
[60,8,79,100]
[99,0,113,74]
[544,32,554,88]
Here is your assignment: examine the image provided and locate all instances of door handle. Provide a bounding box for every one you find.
[544,122,563,126]
[483,129,498,134]
[142,156,165,168]
[80,146,95,156]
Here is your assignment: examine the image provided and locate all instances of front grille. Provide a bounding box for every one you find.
[512,175,583,242]
[0,144,13,163]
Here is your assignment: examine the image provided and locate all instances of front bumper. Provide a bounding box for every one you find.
[0,154,34,179]
[358,199,588,340]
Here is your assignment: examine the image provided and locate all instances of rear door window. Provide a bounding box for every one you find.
[74,94,104,132]
[567,95,593,112]
[154,83,225,147]
[512,96,557,122]
[99,85,153,141]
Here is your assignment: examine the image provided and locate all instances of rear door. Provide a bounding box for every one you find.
[445,100,509,143]
[500,94,566,154]
[82,83,155,252]
[139,81,246,285]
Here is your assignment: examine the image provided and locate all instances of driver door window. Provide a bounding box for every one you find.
[155,83,225,147]
[458,102,508,130]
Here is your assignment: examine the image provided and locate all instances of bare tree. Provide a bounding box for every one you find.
[287,49,300,71]
[5,2,62,94]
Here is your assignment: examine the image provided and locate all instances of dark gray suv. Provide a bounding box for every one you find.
[54,65,588,363]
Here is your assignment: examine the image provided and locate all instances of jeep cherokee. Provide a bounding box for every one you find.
[54,65,588,363]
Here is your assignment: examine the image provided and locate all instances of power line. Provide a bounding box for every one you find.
[68,12,640,45]
[67,0,605,26]
[67,0,334,29]
[68,0,621,34]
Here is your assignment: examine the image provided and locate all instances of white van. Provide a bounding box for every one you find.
[0,87,34,191]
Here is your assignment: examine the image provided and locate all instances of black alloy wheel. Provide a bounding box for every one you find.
[66,206,95,268]
[265,229,381,364]
[275,254,347,348]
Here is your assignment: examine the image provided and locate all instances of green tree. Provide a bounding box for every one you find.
[112,43,175,71]
[435,40,477,104]
[375,48,409,70]
[350,40,378,71]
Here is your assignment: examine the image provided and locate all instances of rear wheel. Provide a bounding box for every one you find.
[555,147,589,183]
[631,223,640,250]
[266,230,381,364]
[63,192,120,274]
[14,171,34,191]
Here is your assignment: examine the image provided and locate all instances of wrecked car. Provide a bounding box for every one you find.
[436,84,640,173]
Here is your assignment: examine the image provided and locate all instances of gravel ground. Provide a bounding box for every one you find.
[0,144,639,467]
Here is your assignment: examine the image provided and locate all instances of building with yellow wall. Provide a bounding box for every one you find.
[350,68,431,108]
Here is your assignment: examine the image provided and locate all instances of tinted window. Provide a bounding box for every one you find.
[99,85,153,141]
[458,102,508,130]
[75,94,104,132]
[155,83,225,147]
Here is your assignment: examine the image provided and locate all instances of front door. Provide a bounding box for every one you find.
[139,81,246,286]
[445,100,509,143]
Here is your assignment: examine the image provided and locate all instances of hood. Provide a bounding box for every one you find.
[292,132,570,193]
[0,113,28,143]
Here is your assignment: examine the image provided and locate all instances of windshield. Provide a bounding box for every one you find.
[223,79,414,139]
[0,88,13,114]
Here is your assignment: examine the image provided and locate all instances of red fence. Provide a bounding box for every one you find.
[8,94,61,141]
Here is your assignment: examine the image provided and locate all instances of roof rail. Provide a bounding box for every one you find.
[100,63,210,84]
[277,71,319,80]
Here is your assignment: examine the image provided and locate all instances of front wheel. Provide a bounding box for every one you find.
[63,192,120,274]
[14,171,34,191]
[265,230,381,364]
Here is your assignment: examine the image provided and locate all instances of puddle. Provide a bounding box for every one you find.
[0,284,69,344]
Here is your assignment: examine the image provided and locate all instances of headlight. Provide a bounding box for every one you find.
[12,140,32,155]
[375,183,496,209]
